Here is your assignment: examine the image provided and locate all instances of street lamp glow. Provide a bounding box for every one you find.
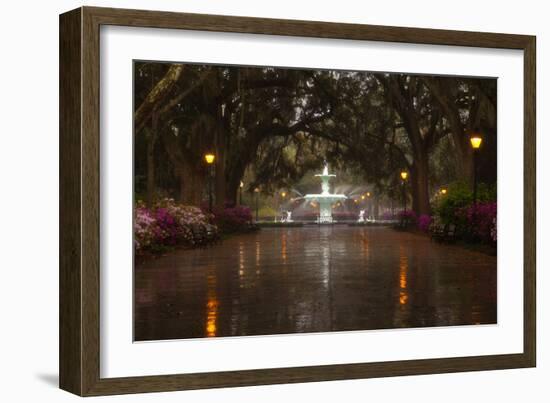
[400,171,408,180]
[470,135,483,149]
[281,191,286,198]
[204,153,215,213]
[254,187,260,193]
[240,181,244,188]
[470,134,482,214]
[440,188,448,195]
[361,195,365,200]
[204,153,215,164]
[366,192,371,197]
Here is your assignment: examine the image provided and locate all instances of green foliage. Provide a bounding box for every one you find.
[435,182,471,226]
[134,61,498,212]
[258,206,277,219]
[434,181,496,225]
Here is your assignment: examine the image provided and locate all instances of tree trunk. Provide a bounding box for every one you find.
[384,76,433,217]
[446,111,474,184]
[145,111,159,206]
[225,175,241,207]
[178,161,206,206]
[410,168,418,213]
[214,103,227,210]
[406,135,431,216]
[146,139,155,206]
[214,143,226,210]
[411,150,431,216]
[373,195,380,219]
[178,172,186,204]
[424,77,475,184]
[224,158,247,206]
[223,69,248,206]
[160,127,206,207]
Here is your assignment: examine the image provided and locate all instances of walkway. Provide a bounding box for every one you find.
[134,226,496,341]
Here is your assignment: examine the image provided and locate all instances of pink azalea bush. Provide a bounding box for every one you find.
[456,201,497,244]
[134,198,213,255]
[417,214,432,232]
[213,205,253,233]
[134,206,157,252]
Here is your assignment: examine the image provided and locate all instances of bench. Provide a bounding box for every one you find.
[431,223,457,243]
[430,222,445,241]
[191,224,210,247]
[205,224,221,244]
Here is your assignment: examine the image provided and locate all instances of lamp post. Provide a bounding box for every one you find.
[280,191,287,221]
[400,171,408,214]
[470,134,483,234]
[204,153,215,213]
[470,134,482,207]
[254,187,260,222]
[366,192,372,220]
[239,181,244,205]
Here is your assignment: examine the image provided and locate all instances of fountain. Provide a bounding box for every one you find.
[304,163,347,223]
[281,211,293,223]
[357,209,366,223]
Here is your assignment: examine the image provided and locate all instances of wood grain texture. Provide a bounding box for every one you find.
[86,6,532,49]
[59,6,537,396]
[86,354,531,396]
[81,6,102,396]
[523,38,536,367]
[59,8,82,396]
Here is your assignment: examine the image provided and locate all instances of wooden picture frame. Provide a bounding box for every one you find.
[59,6,536,396]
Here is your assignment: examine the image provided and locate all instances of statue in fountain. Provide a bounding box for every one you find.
[357,210,366,223]
[304,163,347,223]
[285,211,293,223]
[280,210,293,223]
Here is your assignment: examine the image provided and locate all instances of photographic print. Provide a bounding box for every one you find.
[59,8,535,394]
[133,61,497,342]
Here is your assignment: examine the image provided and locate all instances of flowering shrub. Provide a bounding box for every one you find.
[154,208,178,246]
[417,214,432,232]
[434,181,496,226]
[213,205,253,233]
[134,206,157,252]
[134,198,213,255]
[456,201,497,243]
[156,198,212,243]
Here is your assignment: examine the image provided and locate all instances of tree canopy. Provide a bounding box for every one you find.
[134,61,497,215]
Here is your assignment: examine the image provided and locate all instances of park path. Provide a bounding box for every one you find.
[134,226,496,341]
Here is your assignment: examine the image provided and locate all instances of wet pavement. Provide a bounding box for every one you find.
[134,226,496,341]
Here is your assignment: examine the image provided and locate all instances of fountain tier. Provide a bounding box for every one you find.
[304,164,347,223]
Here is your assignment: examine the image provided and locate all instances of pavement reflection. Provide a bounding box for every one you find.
[134,226,496,341]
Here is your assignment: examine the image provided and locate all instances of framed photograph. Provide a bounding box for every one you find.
[59,6,536,396]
